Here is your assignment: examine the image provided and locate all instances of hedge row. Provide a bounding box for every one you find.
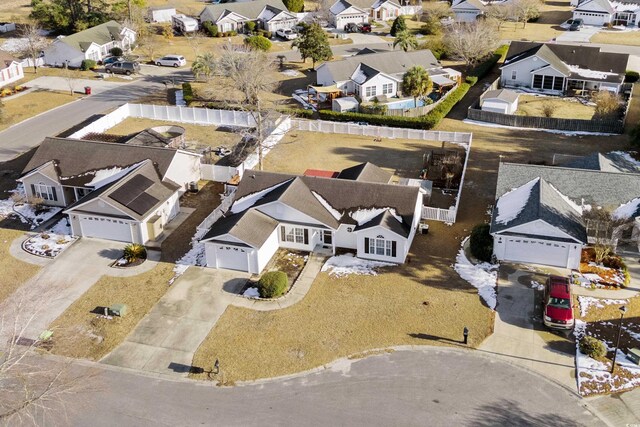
[182,82,194,105]
[467,44,509,85]
[278,108,314,118]
[318,83,470,129]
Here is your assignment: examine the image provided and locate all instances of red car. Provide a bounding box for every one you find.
[357,23,372,33]
[543,276,574,330]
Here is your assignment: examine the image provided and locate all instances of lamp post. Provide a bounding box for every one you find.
[611,305,628,374]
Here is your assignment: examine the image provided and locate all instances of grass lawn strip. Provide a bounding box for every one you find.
[46,262,174,360]
[0,229,42,304]
[516,95,596,120]
[190,234,494,384]
[0,90,78,132]
[592,29,640,46]
[575,296,640,396]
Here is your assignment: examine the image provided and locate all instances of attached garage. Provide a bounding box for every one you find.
[77,215,134,242]
[502,237,571,268]
[211,245,251,272]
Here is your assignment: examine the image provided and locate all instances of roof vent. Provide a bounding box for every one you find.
[572,49,576,53]
[251,174,256,179]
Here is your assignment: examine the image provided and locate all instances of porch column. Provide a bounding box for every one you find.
[582,80,586,93]
[74,187,79,202]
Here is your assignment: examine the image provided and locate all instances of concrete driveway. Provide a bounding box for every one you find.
[479,264,577,392]
[1,237,159,342]
[556,26,600,43]
[101,266,250,376]
[27,76,126,95]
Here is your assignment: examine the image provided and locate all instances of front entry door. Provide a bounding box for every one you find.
[322,230,332,245]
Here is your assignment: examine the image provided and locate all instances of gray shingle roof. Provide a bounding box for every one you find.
[504,42,628,84]
[22,137,179,187]
[481,89,519,104]
[490,178,587,243]
[317,50,439,82]
[200,0,288,21]
[495,162,640,210]
[561,152,640,174]
[202,208,279,247]
[337,162,392,183]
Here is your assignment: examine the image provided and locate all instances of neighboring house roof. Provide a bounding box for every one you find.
[575,0,615,13]
[371,0,402,9]
[204,168,421,242]
[64,160,180,221]
[149,6,176,11]
[56,20,130,52]
[0,49,18,68]
[452,0,487,11]
[480,89,519,104]
[503,42,628,84]
[22,137,183,187]
[495,162,640,210]
[318,49,439,83]
[490,177,587,243]
[333,0,379,10]
[200,0,289,21]
[560,152,640,174]
[338,162,392,183]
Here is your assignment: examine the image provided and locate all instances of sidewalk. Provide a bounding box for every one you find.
[27,76,126,95]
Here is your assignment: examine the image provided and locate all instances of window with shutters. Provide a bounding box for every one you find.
[365,235,396,257]
[280,225,309,245]
[33,183,56,201]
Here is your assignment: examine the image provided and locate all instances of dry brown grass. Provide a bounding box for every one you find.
[47,262,174,360]
[0,90,77,132]
[106,117,241,149]
[516,95,596,120]
[0,228,41,304]
[0,0,30,21]
[592,30,640,46]
[191,233,495,383]
[498,0,573,42]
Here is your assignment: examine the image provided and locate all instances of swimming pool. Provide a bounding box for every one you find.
[386,98,426,110]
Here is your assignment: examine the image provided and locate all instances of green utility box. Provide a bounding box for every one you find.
[627,348,640,365]
[109,303,128,317]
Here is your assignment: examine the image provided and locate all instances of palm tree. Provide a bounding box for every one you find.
[191,52,216,82]
[402,66,433,108]
[393,30,418,52]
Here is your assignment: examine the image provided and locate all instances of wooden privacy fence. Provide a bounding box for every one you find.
[467,107,624,134]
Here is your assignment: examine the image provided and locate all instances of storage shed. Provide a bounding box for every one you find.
[480,89,520,114]
[332,96,359,113]
[148,7,176,23]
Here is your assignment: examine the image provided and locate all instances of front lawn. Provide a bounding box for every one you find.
[46,262,174,360]
[190,229,495,384]
[592,29,640,46]
[516,95,596,120]
[497,0,573,42]
[576,296,640,396]
[0,90,78,132]
[0,229,41,304]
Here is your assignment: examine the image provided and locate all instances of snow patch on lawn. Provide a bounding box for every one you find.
[530,280,544,291]
[454,237,498,310]
[578,296,628,317]
[494,178,538,225]
[48,219,71,235]
[0,185,61,229]
[321,253,394,277]
[170,228,207,284]
[281,69,303,77]
[23,231,76,258]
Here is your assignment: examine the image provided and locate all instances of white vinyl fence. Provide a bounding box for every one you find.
[422,206,456,223]
[69,103,257,139]
[197,189,236,232]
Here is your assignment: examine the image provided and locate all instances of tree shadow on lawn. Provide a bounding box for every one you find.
[469,399,581,427]
[330,143,432,179]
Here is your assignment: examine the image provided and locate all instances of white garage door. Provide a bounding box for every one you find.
[504,238,570,268]
[79,216,132,242]
[575,12,607,26]
[217,246,249,272]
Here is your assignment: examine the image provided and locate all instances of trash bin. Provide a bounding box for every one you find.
[84,86,91,95]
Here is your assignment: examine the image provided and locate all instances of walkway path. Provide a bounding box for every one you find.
[101,254,326,377]
[1,237,159,342]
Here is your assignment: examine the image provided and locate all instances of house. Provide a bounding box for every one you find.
[148,6,177,23]
[329,0,369,29]
[199,0,297,33]
[0,22,16,33]
[19,137,202,243]
[500,41,629,95]
[572,0,640,27]
[0,50,24,88]
[330,0,404,23]
[201,163,423,273]
[43,21,136,68]
[316,49,454,102]
[480,89,519,114]
[451,0,490,21]
[490,152,640,269]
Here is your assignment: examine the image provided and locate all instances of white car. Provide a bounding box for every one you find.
[276,28,297,40]
[155,55,187,67]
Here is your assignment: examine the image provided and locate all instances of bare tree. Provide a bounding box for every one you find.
[214,44,276,170]
[485,3,514,31]
[541,101,557,118]
[61,65,81,96]
[137,33,159,63]
[0,287,94,425]
[584,208,624,262]
[592,91,621,119]
[185,31,207,58]
[314,0,335,24]
[512,0,542,28]
[17,22,50,74]
[443,22,500,68]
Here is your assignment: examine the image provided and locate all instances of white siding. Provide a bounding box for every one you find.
[358,73,397,101]
[257,202,328,226]
[334,223,357,249]
[316,64,335,86]
[254,228,280,273]
[0,62,24,88]
[356,225,407,263]
[150,8,176,23]
[164,151,202,193]
[334,8,368,29]
[43,40,85,67]
[22,173,66,207]
[481,99,517,114]
[504,219,581,241]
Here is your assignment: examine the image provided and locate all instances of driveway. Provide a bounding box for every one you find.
[479,264,577,392]
[556,26,600,43]
[1,237,159,342]
[27,76,126,95]
[101,266,250,376]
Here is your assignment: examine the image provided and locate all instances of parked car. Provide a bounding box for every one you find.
[569,20,583,31]
[344,23,358,33]
[105,61,140,76]
[543,275,574,330]
[155,55,186,67]
[102,56,123,65]
[561,18,583,30]
[276,28,298,40]
[357,23,371,33]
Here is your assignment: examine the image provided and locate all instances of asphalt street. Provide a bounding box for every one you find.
[60,348,601,427]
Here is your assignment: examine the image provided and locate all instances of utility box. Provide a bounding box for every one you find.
[109,303,128,317]
[627,348,640,365]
